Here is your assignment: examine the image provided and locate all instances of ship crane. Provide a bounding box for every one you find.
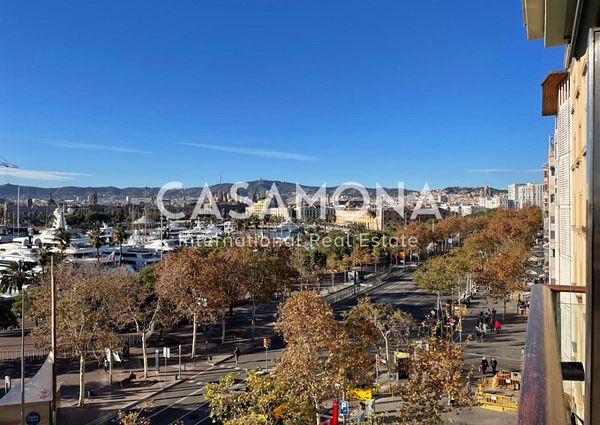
[0,155,18,169]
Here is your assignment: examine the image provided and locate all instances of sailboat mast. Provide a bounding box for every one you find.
[144,187,148,241]
[16,186,20,237]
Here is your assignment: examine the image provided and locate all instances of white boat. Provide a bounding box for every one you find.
[94,223,114,243]
[0,248,41,298]
[144,238,178,252]
[166,220,189,238]
[19,208,114,266]
[277,221,299,232]
[179,223,223,246]
[0,248,40,271]
[100,245,161,271]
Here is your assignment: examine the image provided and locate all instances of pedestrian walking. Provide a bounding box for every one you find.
[234,346,240,364]
[480,357,489,375]
[491,358,498,375]
[475,324,482,342]
[492,308,497,323]
[494,319,501,333]
[103,357,109,374]
[122,341,130,362]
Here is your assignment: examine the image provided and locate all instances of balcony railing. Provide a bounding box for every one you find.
[518,284,586,425]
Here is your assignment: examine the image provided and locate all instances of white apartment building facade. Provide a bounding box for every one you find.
[509,183,544,209]
[507,183,524,207]
[477,195,507,210]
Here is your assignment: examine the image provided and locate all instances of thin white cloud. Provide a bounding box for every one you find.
[466,168,542,174]
[179,142,316,161]
[0,135,149,154]
[1,168,91,182]
[46,141,149,154]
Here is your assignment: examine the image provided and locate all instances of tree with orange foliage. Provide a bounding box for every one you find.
[434,215,466,251]
[156,248,216,360]
[396,336,474,424]
[203,247,245,343]
[397,221,435,262]
[484,206,542,245]
[241,245,297,339]
[475,242,528,319]
[275,291,354,425]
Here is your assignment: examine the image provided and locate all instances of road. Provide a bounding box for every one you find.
[136,268,441,425]
[131,345,286,425]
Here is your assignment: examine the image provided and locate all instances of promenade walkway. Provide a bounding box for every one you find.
[373,290,528,425]
[450,291,527,425]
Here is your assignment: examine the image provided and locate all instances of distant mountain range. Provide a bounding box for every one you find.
[0,181,506,201]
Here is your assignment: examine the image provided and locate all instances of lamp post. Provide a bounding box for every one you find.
[51,256,57,425]
[20,274,25,425]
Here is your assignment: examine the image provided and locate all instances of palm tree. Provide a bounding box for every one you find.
[32,246,52,273]
[0,261,36,425]
[88,228,103,264]
[53,227,71,256]
[112,224,125,266]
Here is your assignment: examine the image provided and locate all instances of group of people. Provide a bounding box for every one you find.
[102,341,131,373]
[517,296,529,315]
[474,309,501,342]
[480,356,499,375]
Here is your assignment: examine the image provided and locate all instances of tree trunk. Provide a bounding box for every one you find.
[78,354,85,406]
[437,292,443,339]
[384,337,393,397]
[221,314,226,344]
[141,332,148,378]
[315,400,321,425]
[191,313,197,360]
[251,298,256,339]
[503,298,507,321]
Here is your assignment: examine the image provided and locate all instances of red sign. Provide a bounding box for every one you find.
[331,400,339,425]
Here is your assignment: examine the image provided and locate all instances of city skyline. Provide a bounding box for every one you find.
[1,1,561,189]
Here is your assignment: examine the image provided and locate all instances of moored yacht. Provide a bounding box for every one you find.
[99,245,161,271]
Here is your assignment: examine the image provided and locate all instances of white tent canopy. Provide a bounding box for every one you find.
[0,352,53,406]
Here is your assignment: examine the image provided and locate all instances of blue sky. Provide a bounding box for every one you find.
[0,1,563,190]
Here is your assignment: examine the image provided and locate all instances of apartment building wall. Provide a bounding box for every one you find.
[548,143,557,284]
[546,47,588,421]
[335,209,379,230]
[564,51,589,416]
[555,79,572,287]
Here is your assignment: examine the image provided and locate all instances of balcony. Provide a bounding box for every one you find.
[518,284,586,424]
